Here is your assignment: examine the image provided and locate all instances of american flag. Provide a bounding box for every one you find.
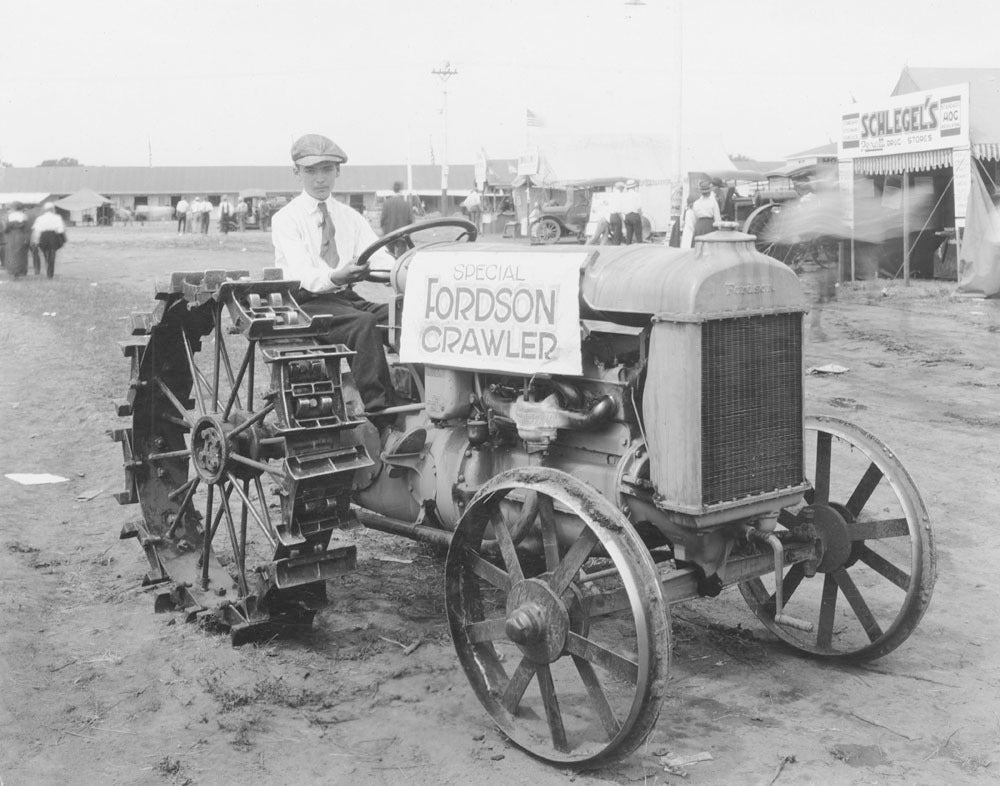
[526,109,545,128]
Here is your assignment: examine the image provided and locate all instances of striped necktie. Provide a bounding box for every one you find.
[317,201,339,266]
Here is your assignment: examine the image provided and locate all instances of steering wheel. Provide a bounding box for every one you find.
[357,217,478,283]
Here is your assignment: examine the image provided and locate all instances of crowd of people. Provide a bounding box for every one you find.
[172,196,272,235]
[1,201,67,279]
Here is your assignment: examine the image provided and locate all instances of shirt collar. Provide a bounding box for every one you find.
[302,191,331,212]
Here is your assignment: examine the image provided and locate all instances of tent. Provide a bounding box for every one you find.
[54,188,110,212]
[956,165,1000,297]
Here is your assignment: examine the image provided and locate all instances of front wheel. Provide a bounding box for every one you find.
[534,217,562,244]
[739,415,936,661]
[445,468,670,766]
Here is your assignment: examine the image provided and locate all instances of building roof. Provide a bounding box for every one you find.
[893,66,1000,157]
[0,164,476,197]
[0,192,53,206]
[785,142,837,160]
[732,159,785,174]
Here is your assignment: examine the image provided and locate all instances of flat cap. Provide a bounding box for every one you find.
[626,178,637,188]
[291,134,348,167]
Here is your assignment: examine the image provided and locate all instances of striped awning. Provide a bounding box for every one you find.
[974,142,1000,160]
[853,149,953,175]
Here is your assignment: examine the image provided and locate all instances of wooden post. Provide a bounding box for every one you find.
[902,172,910,285]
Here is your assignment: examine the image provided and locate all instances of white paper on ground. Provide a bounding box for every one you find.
[5,473,70,485]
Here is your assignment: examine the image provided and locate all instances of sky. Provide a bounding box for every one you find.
[0,0,996,169]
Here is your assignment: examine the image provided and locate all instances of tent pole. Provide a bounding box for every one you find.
[902,172,910,285]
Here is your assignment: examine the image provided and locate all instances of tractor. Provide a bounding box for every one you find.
[111,219,935,766]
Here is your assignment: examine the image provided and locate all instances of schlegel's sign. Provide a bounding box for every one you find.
[400,251,585,375]
[839,83,969,158]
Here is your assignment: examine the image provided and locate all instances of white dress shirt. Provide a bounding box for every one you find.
[31,211,66,243]
[272,191,394,293]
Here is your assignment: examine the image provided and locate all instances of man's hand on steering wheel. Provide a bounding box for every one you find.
[355,217,478,283]
[329,260,370,287]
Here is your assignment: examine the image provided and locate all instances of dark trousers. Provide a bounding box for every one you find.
[177,214,186,233]
[38,232,62,278]
[31,245,41,274]
[295,288,396,413]
[625,213,643,244]
[609,214,623,245]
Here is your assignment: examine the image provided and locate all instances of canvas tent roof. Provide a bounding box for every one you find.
[515,133,733,188]
[54,188,111,212]
[893,67,1000,160]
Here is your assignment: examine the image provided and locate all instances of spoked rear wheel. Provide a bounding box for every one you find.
[739,415,936,661]
[446,468,670,766]
[112,272,368,642]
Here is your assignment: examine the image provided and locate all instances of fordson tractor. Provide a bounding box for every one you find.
[112,219,935,766]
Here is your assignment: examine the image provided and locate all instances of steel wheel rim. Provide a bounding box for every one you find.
[739,415,936,661]
[445,467,670,766]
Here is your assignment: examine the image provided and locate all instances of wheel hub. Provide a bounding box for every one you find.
[191,417,231,483]
[806,503,852,572]
[505,578,569,664]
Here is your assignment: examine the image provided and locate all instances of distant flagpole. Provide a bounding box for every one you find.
[523,109,545,236]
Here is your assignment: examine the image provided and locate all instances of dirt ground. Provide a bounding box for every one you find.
[1,223,998,786]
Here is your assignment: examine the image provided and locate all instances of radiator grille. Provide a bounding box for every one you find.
[701,313,803,505]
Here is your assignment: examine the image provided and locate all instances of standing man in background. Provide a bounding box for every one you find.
[683,180,722,247]
[175,197,189,234]
[200,198,212,234]
[31,202,67,278]
[271,134,397,420]
[219,197,233,234]
[380,180,413,257]
[622,179,644,244]
[461,188,482,233]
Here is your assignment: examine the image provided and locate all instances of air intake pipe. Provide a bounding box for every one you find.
[481,389,617,441]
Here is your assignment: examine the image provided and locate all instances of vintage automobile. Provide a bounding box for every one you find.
[112,221,936,766]
[530,179,651,244]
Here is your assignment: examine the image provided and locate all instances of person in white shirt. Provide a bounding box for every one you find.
[30,203,67,278]
[272,134,396,417]
[622,179,644,244]
[219,197,233,234]
[683,180,722,247]
[175,198,189,234]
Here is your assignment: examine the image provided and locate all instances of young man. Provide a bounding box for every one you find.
[271,133,397,416]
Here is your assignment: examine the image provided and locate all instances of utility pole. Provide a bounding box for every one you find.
[431,61,458,214]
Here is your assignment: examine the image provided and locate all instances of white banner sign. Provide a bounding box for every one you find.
[400,250,586,375]
[952,146,971,222]
[839,83,969,158]
[516,147,539,177]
